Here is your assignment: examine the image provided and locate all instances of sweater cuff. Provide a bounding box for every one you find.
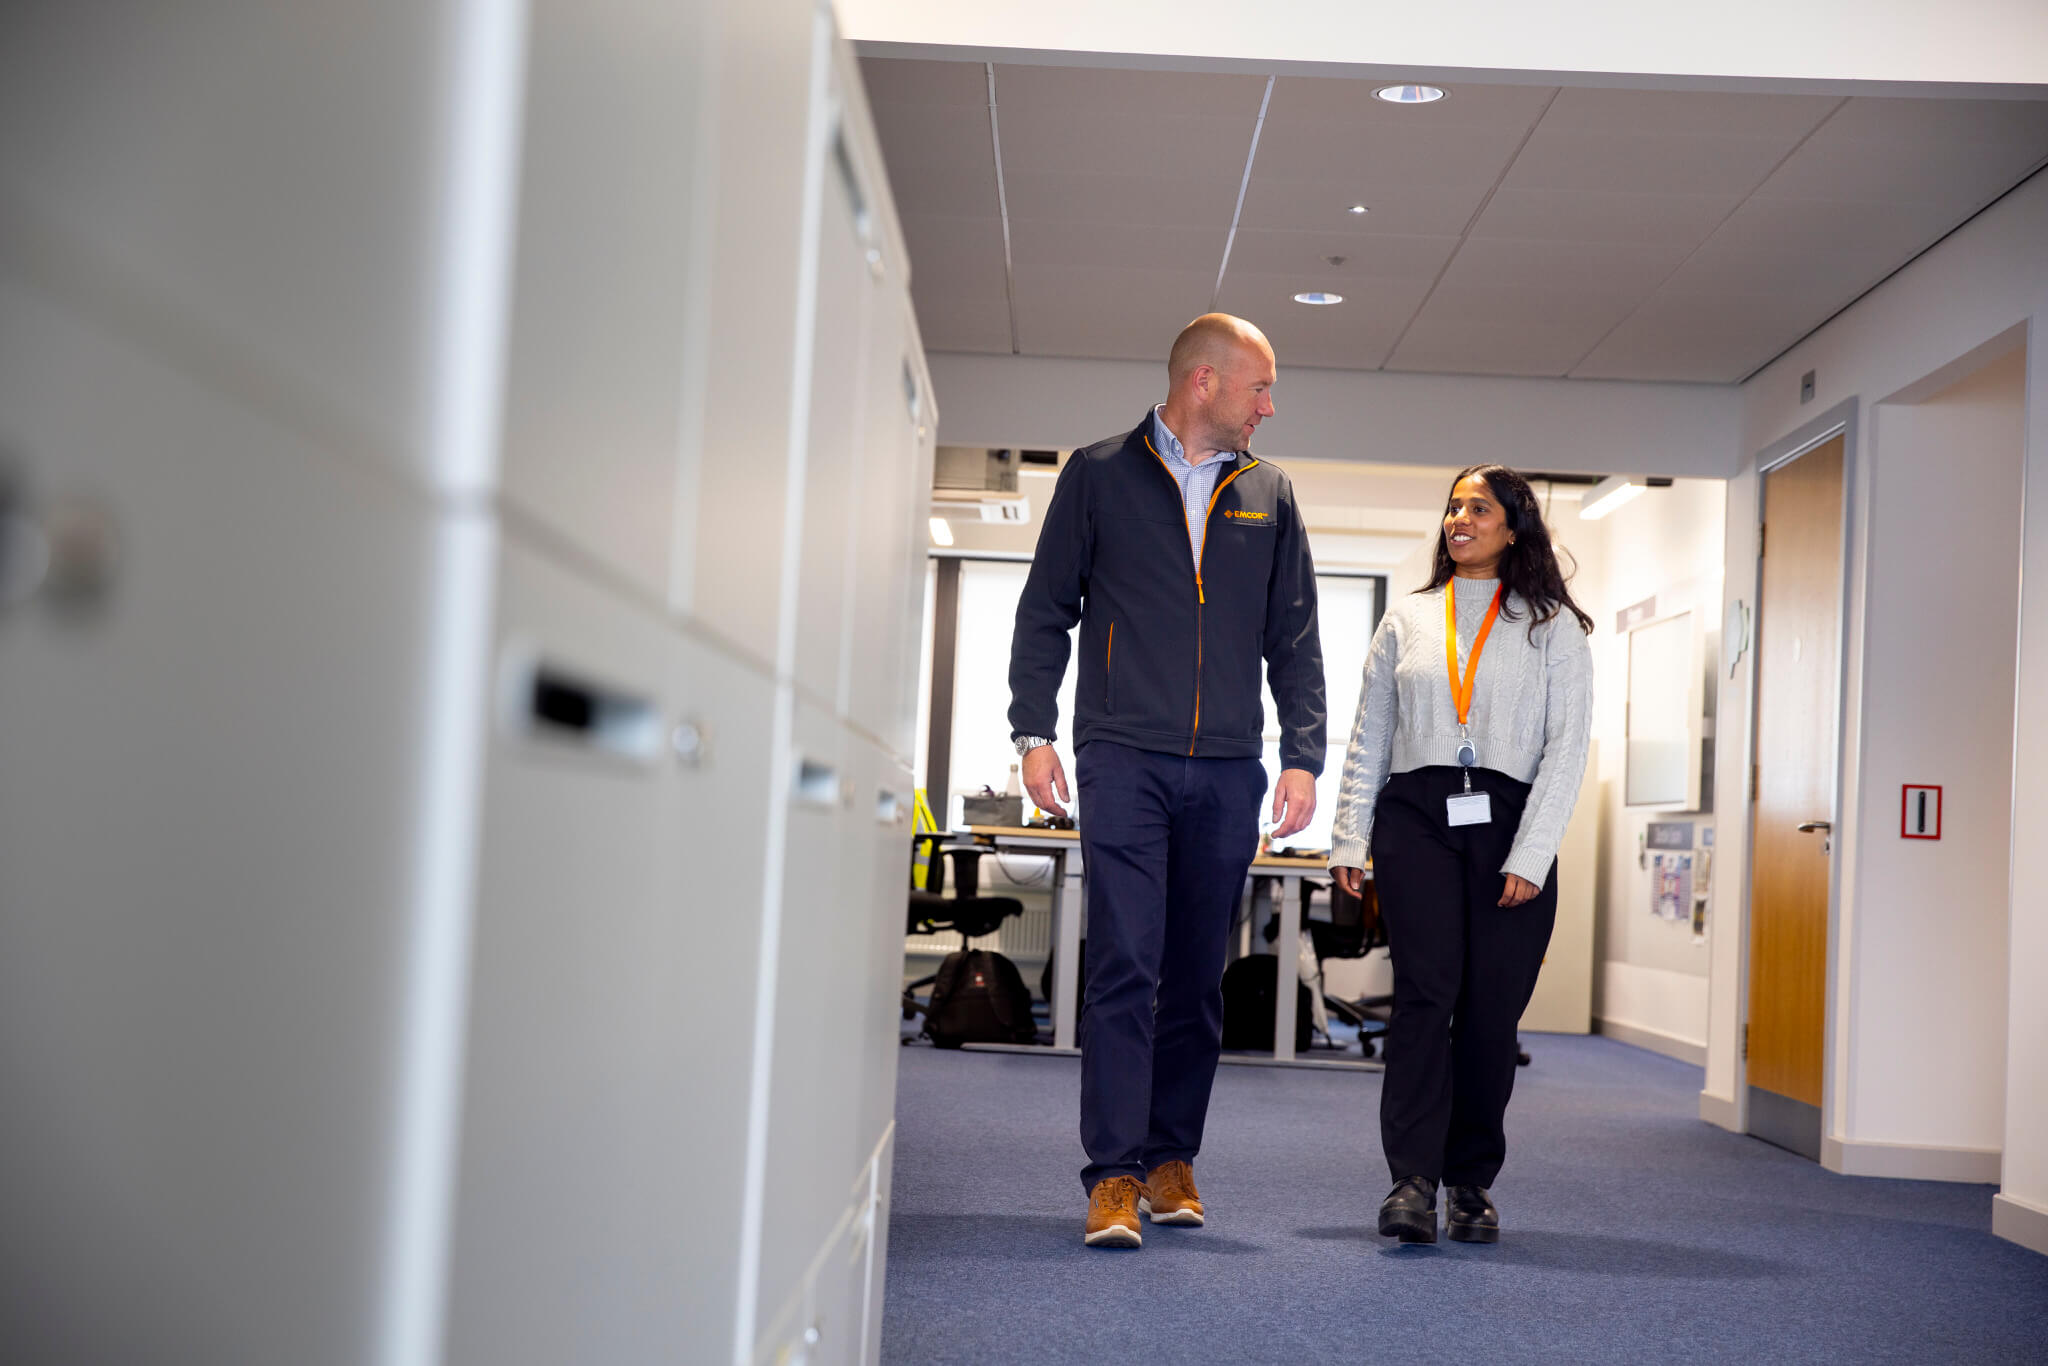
[1328,837,1370,873]
[1501,846,1555,888]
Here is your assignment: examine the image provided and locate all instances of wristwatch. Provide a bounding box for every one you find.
[1014,735,1055,756]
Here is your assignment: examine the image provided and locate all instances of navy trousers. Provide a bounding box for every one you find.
[1372,766,1558,1189]
[1074,740,1267,1192]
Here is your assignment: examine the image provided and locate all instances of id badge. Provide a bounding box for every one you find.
[1447,792,1493,827]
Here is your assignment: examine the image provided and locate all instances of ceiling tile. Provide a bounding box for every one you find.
[1469,186,1740,248]
[899,213,1008,298]
[1002,169,1243,229]
[1572,290,1833,382]
[1536,87,1838,139]
[1236,175,1491,236]
[1436,237,1691,295]
[994,64,1268,118]
[997,107,1260,179]
[908,290,1014,354]
[1010,217,1224,273]
[1818,96,2048,146]
[1702,194,1965,258]
[1224,228,1458,281]
[868,100,993,176]
[1009,264,1215,360]
[1756,128,2046,205]
[1506,126,1802,195]
[860,56,989,109]
[1263,78,1557,131]
[1253,120,1534,188]
[1213,272,1436,369]
[1385,315,1615,378]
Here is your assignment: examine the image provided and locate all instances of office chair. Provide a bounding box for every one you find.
[901,837,1025,1020]
[1304,876,1393,1057]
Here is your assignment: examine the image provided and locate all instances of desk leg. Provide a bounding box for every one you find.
[1273,874,1302,1062]
[1052,850,1082,1051]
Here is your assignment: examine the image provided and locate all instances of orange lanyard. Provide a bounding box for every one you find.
[1445,580,1504,727]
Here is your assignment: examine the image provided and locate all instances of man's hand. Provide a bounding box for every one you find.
[1269,768,1316,839]
[1499,873,1540,907]
[1332,865,1365,897]
[1021,744,1070,819]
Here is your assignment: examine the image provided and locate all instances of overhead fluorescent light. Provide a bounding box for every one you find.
[930,492,1031,523]
[1579,475,1648,521]
[928,517,954,546]
[1293,291,1344,305]
[1346,204,1369,215]
[1375,84,1445,104]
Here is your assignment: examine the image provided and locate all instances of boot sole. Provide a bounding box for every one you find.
[1447,1220,1499,1244]
[1378,1209,1438,1244]
[1083,1225,1142,1248]
[1137,1198,1204,1226]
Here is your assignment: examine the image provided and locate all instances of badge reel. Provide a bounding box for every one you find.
[1447,729,1492,827]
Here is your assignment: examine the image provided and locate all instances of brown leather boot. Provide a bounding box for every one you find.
[1139,1160,1205,1226]
[1083,1175,1144,1248]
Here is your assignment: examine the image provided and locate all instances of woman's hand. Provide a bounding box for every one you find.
[1499,873,1540,907]
[1332,866,1366,897]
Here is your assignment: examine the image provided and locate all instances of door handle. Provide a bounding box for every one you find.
[1797,820,1833,853]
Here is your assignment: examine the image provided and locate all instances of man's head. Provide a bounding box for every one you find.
[1164,313,1277,454]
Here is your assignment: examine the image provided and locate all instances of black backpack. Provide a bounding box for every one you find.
[923,949,1038,1048]
[1219,955,1313,1053]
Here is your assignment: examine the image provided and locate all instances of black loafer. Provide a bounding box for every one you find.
[1445,1184,1499,1243]
[1377,1176,1438,1244]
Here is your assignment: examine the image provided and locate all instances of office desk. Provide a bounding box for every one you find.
[1246,855,1373,1063]
[962,826,1082,1049]
[961,828,1372,1066]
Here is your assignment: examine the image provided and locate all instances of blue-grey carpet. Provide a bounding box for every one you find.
[883,1036,2047,1364]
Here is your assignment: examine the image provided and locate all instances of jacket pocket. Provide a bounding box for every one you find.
[1105,621,1116,713]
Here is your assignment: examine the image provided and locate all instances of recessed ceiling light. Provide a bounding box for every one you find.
[1293,291,1344,306]
[1375,84,1445,104]
[1579,475,1647,521]
[1346,203,1369,215]
[928,516,954,546]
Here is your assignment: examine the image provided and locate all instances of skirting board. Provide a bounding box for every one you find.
[1699,1091,1740,1132]
[1993,1193,2048,1256]
[1821,1135,2003,1184]
[1594,1016,1707,1068]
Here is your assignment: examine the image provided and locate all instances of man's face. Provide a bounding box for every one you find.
[1199,342,1277,451]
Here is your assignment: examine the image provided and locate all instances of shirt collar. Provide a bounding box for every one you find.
[1152,405,1235,469]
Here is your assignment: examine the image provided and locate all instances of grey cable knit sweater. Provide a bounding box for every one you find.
[1327,577,1593,886]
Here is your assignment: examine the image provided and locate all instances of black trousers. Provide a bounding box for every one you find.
[1373,766,1557,1188]
[1073,740,1267,1191]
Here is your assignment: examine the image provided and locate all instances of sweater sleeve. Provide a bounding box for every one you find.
[1501,615,1595,887]
[1327,611,1400,872]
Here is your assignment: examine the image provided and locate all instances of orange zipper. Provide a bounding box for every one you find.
[1142,434,1261,754]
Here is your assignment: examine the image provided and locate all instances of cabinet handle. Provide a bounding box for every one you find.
[515,657,661,762]
[793,757,840,807]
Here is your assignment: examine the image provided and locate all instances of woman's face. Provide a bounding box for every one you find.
[1443,475,1514,575]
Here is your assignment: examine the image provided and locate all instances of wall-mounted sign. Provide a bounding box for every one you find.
[1616,595,1659,633]
[1902,785,1942,840]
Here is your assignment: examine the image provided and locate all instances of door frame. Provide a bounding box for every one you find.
[1734,398,1860,1150]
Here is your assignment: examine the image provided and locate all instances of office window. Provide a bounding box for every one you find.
[936,560,1382,845]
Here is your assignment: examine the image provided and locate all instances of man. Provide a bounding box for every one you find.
[1008,313,1327,1248]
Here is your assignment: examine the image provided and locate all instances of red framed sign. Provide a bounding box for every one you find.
[1902,785,1942,840]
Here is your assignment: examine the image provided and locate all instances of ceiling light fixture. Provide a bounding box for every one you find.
[1579,475,1648,521]
[1346,203,1369,215]
[1293,291,1344,306]
[1375,84,1445,104]
[928,516,955,546]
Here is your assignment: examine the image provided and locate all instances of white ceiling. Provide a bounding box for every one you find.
[860,60,2048,383]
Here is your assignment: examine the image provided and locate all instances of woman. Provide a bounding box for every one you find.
[1329,464,1593,1245]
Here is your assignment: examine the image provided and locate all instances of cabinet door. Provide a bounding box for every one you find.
[845,289,915,748]
[792,107,879,709]
[444,539,688,1366]
[0,2,514,495]
[672,631,778,1359]
[497,0,712,599]
[683,0,817,667]
[0,269,449,1366]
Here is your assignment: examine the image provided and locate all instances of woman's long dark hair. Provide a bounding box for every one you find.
[1419,464,1595,637]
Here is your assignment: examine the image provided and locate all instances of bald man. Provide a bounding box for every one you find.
[1008,314,1327,1247]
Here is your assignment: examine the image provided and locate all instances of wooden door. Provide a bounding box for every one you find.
[1746,435,1844,1156]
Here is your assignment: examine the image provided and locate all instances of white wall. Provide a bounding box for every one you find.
[928,353,1741,479]
[1841,350,2023,1159]
[1714,168,2048,1238]
[839,0,2048,88]
[1572,479,1725,1063]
